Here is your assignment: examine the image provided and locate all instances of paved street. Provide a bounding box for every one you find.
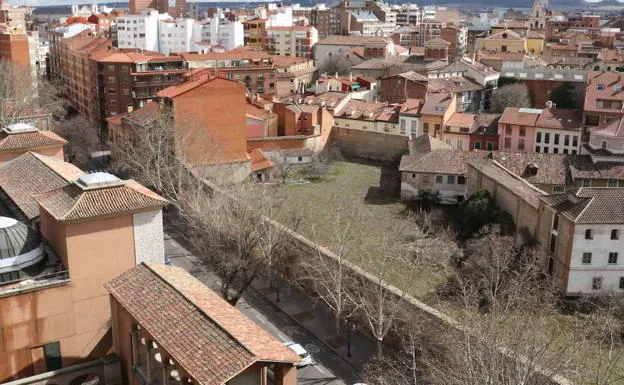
[163,217,374,385]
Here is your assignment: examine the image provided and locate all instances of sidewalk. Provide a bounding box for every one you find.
[250,274,377,371]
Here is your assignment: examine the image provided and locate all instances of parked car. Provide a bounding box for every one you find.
[285,342,313,367]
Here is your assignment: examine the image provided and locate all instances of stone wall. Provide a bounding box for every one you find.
[133,210,165,265]
[331,126,409,162]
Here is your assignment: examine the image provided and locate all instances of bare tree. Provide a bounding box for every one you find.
[180,182,288,305]
[490,83,532,113]
[0,60,66,124]
[300,208,360,339]
[52,116,102,169]
[351,224,424,359]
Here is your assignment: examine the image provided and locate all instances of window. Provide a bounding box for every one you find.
[505,126,512,135]
[400,119,406,134]
[504,137,512,149]
[620,277,624,289]
[553,186,565,193]
[436,175,443,184]
[518,139,525,150]
[423,122,429,133]
[474,141,481,149]
[536,132,542,143]
[519,127,526,137]
[572,136,578,147]
[44,342,62,371]
[487,142,494,151]
[447,175,456,184]
[611,229,619,240]
[412,173,416,178]
[608,180,618,187]
[582,252,592,264]
[564,135,569,146]
[609,252,618,264]
[585,229,593,239]
[536,146,541,153]
[422,175,430,183]
[601,140,607,149]
[458,176,466,185]
[434,124,441,133]
[597,84,605,90]
[582,179,592,187]
[553,148,559,154]
[592,277,603,290]
[563,149,568,154]
[544,133,550,144]
[543,147,549,153]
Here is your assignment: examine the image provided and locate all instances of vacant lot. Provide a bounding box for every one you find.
[277,160,456,299]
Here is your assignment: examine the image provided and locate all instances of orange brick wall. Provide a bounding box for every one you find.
[0,33,30,68]
[173,79,249,165]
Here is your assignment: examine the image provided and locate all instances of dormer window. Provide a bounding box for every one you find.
[597,84,605,90]
[601,141,608,149]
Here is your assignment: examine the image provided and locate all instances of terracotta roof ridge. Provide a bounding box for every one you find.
[144,263,259,357]
[572,194,594,223]
[58,186,87,221]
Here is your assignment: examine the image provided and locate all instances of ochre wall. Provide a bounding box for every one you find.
[0,212,136,382]
[0,146,65,166]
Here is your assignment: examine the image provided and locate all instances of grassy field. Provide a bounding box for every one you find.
[277,160,456,299]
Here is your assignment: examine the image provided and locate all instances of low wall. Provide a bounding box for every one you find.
[331,127,409,162]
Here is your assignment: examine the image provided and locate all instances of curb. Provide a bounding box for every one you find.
[248,283,362,374]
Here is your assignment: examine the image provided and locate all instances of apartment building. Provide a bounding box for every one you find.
[583,71,624,136]
[533,108,582,154]
[333,99,401,135]
[399,134,467,203]
[157,18,193,54]
[419,92,456,138]
[418,19,446,46]
[348,10,395,37]
[498,107,540,152]
[393,4,421,26]
[115,11,162,53]
[0,152,167,381]
[441,25,467,59]
[0,27,30,69]
[313,35,395,71]
[192,15,244,51]
[242,18,266,47]
[538,188,624,295]
[180,51,276,95]
[441,112,500,151]
[398,98,422,139]
[272,55,316,95]
[264,25,318,59]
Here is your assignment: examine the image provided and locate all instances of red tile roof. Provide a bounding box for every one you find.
[540,188,624,224]
[534,109,582,130]
[420,92,453,116]
[499,107,541,126]
[248,149,272,171]
[0,152,82,220]
[33,178,168,224]
[105,263,300,385]
[0,130,67,152]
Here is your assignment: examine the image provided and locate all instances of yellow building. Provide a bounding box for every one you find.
[526,30,545,55]
[243,18,266,47]
[476,29,527,53]
[264,25,318,59]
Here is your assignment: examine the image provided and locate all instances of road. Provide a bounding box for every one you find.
[163,219,356,385]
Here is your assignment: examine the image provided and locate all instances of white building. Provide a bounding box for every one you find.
[349,10,395,37]
[116,10,167,52]
[392,4,422,26]
[117,10,243,54]
[539,188,624,295]
[266,6,293,27]
[158,18,194,54]
[192,15,244,51]
[399,99,421,139]
[422,5,436,20]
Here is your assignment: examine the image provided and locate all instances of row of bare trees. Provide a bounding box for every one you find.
[109,101,624,385]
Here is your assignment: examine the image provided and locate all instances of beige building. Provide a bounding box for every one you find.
[400,134,468,204]
[265,25,318,59]
[419,92,456,138]
[333,98,401,135]
[271,55,317,95]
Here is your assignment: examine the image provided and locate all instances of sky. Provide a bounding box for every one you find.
[9,0,270,7]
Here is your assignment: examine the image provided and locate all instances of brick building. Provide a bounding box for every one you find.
[583,71,624,136]
[264,25,318,59]
[129,0,167,14]
[181,51,277,95]
[380,71,428,103]
[0,29,30,68]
